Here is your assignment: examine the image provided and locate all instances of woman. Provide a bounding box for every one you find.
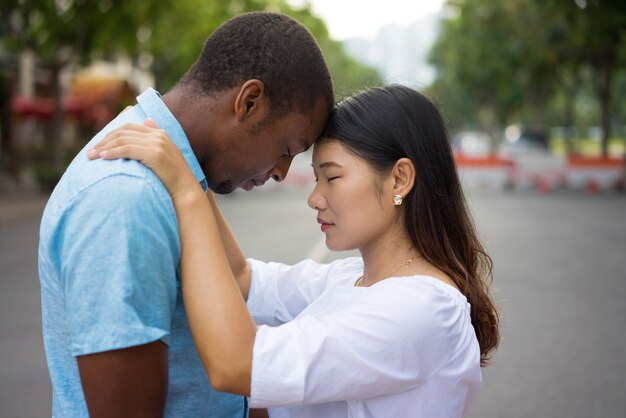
[90,85,499,417]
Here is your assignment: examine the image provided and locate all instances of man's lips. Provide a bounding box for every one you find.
[242,180,255,191]
[242,177,269,191]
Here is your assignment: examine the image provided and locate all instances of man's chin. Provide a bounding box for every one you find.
[210,179,262,194]
[211,180,236,195]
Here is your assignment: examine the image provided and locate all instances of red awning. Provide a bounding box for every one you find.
[11,96,89,120]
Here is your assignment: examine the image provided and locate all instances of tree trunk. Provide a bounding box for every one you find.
[0,70,13,176]
[19,50,35,98]
[595,59,613,158]
[50,64,64,174]
[563,85,576,156]
[477,105,499,155]
[529,92,547,134]
[556,66,579,157]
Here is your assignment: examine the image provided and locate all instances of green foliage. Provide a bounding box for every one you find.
[430,0,626,156]
[1,0,381,96]
[0,0,168,66]
[145,0,382,97]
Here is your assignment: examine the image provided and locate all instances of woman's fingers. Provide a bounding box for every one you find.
[94,129,142,150]
[143,118,158,129]
[87,141,150,161]
[95,121,162,149]
[98,144,148,161]
[88,133,175,170]
[87,134,150,159]
[89,124,171,161]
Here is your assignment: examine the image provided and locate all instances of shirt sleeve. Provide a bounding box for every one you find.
[58,174,180,356]
[246,257,362,326]
[249,282,464,407]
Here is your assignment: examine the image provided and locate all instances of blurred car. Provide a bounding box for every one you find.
[451,131,491,157]
[499,125,550,156]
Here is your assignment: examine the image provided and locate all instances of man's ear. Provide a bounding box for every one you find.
[233,79,267,122]
[391,158,416,198]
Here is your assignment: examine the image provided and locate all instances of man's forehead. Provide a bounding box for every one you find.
[286,96,330,151]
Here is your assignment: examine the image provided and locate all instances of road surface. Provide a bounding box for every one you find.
[1,188,625,418]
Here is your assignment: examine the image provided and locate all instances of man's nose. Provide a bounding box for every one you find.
[270,155,294,182]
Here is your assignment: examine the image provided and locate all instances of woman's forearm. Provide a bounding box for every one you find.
[206,191,252,299]
[174,188,256,396]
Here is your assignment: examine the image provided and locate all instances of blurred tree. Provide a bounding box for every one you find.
[570,0,626,157]
[430,0,626,156]
[1,0,380,181]
[0,65,13,177]
[0,0,173,175]
[284,4,382,99]
[147,0,382,98]
[429,0,524,149]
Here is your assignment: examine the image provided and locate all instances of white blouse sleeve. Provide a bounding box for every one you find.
[248,280,471,408]
[246,257,362,326]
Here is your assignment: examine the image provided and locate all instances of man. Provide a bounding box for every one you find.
[38,12,332,417]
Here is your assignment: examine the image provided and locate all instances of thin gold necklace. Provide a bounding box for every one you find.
[354,255,420,287]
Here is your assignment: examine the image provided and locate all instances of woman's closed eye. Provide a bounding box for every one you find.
[312,176,338,183]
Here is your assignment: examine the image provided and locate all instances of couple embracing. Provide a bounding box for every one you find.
[39,12,498,418]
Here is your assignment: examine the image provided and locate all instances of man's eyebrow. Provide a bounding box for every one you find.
[300,139,313,153]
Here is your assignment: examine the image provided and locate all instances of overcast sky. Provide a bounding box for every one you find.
[287,0,444,40]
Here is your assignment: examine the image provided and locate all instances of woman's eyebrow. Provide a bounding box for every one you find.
[313,161,343,169]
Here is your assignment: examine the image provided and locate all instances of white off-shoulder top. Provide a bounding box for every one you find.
[246,257,481,418]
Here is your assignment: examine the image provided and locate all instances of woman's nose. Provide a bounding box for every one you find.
[307,183,325,210]
[269,155,293,182]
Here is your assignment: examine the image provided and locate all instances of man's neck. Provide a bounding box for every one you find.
[161,86,217,167]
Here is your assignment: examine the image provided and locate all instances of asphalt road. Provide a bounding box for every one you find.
[1,188,625,418]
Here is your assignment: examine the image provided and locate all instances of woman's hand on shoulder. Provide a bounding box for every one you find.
[88,119,202,201]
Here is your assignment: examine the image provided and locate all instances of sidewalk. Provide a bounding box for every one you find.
[0,190,49,224]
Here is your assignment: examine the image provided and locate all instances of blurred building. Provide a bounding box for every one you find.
[3,52,152,189]
[342,11,442,88]
[11,55,151,143]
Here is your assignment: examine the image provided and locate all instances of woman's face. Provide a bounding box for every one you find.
[308,140,399,252]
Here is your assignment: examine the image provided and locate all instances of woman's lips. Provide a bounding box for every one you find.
[317,218,334,232]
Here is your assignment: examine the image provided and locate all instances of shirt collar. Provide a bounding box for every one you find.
[135,88,208,192]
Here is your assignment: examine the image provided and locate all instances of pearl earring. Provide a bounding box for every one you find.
[393,194,403,206]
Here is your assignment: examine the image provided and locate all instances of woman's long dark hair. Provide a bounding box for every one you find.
[324,85,499,366]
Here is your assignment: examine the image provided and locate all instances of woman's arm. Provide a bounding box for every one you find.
[175,185,256,395]
[206,191,252,299]
[89,120,255,394]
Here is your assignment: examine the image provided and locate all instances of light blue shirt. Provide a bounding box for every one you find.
[38,88,246,417]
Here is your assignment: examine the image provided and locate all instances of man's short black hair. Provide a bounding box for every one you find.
[180,12,333,119]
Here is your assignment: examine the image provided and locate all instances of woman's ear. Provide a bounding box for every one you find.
[233,79,267,122]
[391,158,416,198]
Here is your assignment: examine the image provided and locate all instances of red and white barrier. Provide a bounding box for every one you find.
[256,154,625,193]
[455,155,624,193]
[455,156,514,189]
[509,155,566,192]
[565,157,624,192]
